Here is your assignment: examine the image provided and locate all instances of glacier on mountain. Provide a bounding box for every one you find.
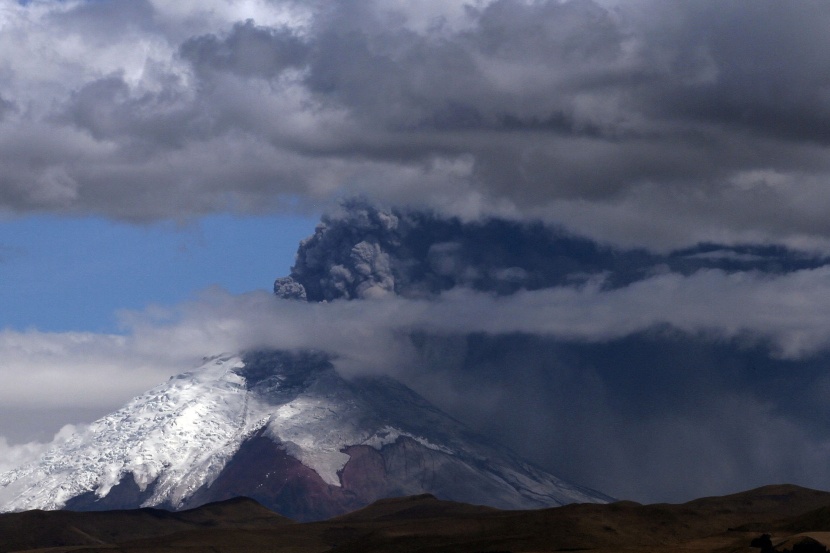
[0,350,611,517]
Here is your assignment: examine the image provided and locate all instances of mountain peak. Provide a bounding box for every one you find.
[0,350,610,520]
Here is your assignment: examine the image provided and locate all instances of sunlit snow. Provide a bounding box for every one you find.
[0,354,472,510]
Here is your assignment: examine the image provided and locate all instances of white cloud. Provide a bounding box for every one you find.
[0,424,81,474]
[4,265,830,414]
[0,328,187,409]
[417,268,830,358]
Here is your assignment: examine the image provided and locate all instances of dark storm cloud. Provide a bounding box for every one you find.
[63,74,198,146]
[0,96,15,122]
[285,0,830,206]
[4,0,830,247]
[180,20,309,80]
[46,0,158,37]
[643,2,830,144]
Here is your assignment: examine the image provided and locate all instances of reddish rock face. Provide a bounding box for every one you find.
[184,419,604,521]
[183,434,358,521]
[181,432,452,521]
[338,444,389,500]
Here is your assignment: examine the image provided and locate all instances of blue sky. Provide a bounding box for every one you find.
[0,214,318,333]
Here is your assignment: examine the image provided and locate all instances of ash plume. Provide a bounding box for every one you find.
[276,200,829,302]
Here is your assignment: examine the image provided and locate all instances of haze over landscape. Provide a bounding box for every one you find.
[3,0,830,511]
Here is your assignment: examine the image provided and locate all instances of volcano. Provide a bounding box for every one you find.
[0,350,609,520]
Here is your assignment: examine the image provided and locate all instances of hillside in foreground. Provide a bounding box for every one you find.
[3,484,830,552]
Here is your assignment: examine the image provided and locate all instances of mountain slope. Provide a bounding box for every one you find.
[0,350,610,520]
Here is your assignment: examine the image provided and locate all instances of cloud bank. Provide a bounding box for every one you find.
[3,0,830,248]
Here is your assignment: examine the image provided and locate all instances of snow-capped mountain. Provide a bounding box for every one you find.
[0,350,610,521]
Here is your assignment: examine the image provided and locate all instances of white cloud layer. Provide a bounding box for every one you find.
[0,425,80,474]
[5,265,830,412]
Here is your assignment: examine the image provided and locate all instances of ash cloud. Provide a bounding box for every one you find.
[277,200,829,302]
